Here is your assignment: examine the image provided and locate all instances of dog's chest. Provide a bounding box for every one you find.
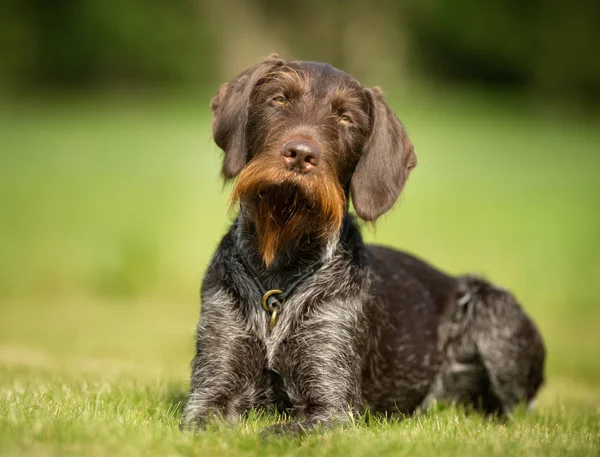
[248,293,310,369]
[239,254,366,372]
[246,286,365,373]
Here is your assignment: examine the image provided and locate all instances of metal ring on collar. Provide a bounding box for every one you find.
[269,305,280,330]
[262,289,283,312]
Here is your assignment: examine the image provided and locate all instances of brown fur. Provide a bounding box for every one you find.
[211,55,416,262]
[182,57,546,435]
[231,154,345,265]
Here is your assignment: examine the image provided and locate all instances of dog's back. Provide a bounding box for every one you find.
[367,245,458,317]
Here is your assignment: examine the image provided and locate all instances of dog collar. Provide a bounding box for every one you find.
[235,251,323,332]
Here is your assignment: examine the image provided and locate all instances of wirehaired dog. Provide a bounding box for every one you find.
[182,55,545,433]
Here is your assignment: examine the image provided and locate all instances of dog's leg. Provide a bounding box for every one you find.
[434,276,545,415]
[262,298,364,435]
[181,289,270,428]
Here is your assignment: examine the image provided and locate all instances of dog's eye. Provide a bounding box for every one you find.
[271,95,287,106]
[340,113,353,124]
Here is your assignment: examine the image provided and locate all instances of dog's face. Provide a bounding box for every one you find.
[211,55,416,265]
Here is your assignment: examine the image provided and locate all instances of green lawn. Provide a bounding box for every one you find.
[0,90,599,456]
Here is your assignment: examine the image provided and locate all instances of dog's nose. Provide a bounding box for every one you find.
[281,140,320,172]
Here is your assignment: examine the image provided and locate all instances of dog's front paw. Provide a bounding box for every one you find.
[179,410,212,432]
[259,422,314,439]
[179,405,230,431]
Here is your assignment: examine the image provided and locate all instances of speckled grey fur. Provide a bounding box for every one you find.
[182,217,545,432]
[181,57,545,434]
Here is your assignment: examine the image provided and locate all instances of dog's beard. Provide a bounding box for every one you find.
[231,158,345,266]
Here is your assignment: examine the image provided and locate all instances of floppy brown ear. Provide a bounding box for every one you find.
[350,87,417,221]
[211,54,282,179]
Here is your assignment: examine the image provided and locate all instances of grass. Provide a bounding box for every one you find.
[0,88,599,456]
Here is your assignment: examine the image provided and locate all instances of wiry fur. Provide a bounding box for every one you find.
[182,56,546,434]
[232,156,345,266]
[425,276,546,413]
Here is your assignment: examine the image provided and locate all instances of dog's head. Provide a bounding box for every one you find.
[211,55,416,264]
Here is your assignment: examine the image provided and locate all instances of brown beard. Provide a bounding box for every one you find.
[231,158,346,266]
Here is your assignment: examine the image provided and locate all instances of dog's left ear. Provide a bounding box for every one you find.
[350,87,417,221]
[211,54,283,180]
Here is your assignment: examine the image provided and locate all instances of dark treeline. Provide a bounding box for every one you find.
[1,0,598,103]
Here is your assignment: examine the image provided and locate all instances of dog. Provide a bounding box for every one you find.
[182,55,545,434]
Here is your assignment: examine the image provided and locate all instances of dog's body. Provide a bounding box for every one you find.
[182,56,545,432]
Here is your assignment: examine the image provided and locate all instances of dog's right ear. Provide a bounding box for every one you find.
[211,54,282,180]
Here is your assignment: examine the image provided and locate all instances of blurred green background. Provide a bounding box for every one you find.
[0,1,599,452]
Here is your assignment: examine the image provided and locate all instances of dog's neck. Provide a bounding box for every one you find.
[233,204,351,290]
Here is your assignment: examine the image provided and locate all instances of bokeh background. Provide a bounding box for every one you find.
[1,0,600,413]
